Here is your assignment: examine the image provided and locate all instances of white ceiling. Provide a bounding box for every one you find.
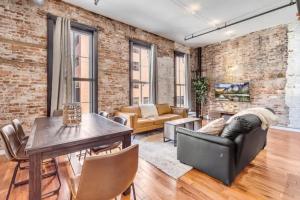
[63,0,298,47]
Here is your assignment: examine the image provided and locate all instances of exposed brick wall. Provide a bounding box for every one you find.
[201,25,289,126]
[0,0,191,132]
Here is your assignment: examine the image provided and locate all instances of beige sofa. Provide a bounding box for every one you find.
[115,104,188,134]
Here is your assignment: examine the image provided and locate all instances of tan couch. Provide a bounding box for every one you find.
[115,104,188,134]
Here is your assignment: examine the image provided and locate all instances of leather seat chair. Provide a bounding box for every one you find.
[69,144,139,200]
[11,119,29,144]
[90,116,127,155]
[0,124,61,199]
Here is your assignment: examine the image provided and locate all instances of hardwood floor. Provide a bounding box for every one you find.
[0,128,299,200]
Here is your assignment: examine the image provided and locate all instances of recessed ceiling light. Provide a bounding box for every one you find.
[209,19,221,27]
[225,30,235,36]
[187,4,200,14]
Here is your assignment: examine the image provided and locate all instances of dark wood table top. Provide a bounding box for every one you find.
[25,113,133,154]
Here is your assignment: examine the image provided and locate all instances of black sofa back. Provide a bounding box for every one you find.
[177,121,268,185]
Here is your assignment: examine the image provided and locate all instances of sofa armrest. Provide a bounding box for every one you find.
[170,106,188,118]
[177,127,234,147]
[114,112,137,129]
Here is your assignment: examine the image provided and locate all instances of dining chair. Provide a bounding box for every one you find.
[0,124,61,200]
[69,144,139,200]
[90,116,127,155]
[99,111,109,118]
[11,119,29,144]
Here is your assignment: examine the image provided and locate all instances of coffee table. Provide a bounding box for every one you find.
[164,118,200,146]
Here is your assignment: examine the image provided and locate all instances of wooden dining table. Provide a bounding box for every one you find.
[25,113,133,200]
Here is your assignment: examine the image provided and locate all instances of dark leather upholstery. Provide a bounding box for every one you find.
[112,116,127,126]
[0,124,22,161]
[177,117,267,185]
[220,114,261,140]
[99,111,109,118]
[12,119,29,143]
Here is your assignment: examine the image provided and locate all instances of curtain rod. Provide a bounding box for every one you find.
[185,1,296,41]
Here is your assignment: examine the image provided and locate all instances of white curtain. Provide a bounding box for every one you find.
[50,17,72,116]
[149,44,157,104]
[184,54,191,109]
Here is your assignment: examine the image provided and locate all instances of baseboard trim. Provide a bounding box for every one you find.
[271,126,300,133]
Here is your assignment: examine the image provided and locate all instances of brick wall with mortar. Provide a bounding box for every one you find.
[201,25,289,126]
[0,0,192,132]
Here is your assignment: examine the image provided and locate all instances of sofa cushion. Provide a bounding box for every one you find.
[120,106,142,118]
[140,104,159,118]
[156,104,172,115]
[153,114,181,125]
[196,118,226,135]
[221,114,262,140]
[136,118,155,128]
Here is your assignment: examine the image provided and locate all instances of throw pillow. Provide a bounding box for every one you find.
[196,118,226,135]
[220,114,261,140]
[156,104,172,115]
[140,104,159,119]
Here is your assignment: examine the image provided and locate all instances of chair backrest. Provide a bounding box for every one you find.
[76,144,139,200]
[98,111,109,118]
[12,119,26,142]
[0,124,21,161]
[112,116,127,125]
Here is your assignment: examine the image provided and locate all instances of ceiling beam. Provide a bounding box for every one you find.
[185,1,296,41]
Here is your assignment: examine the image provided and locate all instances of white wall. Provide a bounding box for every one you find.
[286,22,300,129]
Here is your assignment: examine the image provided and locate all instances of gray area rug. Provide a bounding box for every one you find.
[133,132,193,179]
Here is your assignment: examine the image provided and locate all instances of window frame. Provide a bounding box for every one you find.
[174,51,186,107]
[47,14,98,116]
[129,39,153,106]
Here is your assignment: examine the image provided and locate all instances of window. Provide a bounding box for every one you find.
[47,14,98,116]
[175,52,186,107]
[71,29,97,113]
[130,41,153,105]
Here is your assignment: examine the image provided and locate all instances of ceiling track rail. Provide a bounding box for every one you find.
[185,1,297,41]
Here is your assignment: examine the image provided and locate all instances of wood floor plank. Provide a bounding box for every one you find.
[0,128,300,200]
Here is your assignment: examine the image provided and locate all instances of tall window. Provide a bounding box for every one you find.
[130,41,152,105]
[175,52,186,107]
[71,29,96,113]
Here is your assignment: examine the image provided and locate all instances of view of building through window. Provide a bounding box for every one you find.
[71,29,94,113]
[175,53,186,107]
[131,43,151,105]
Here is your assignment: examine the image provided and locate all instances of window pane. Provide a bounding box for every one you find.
[132,83,141,106]
[181,85,185,106]
[73,81,91,113]
[130,43,152,105]
[72,31,91,79]
[176,85,181,107]
[141,83,150,104]
[140,47,150,82]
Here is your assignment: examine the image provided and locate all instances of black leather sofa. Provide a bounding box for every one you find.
[177,114,267,185]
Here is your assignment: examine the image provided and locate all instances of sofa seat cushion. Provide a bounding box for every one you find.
[156,104,172,115]
[136,118,155,128]
[153,114,181,125]
[120,106,142,118]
